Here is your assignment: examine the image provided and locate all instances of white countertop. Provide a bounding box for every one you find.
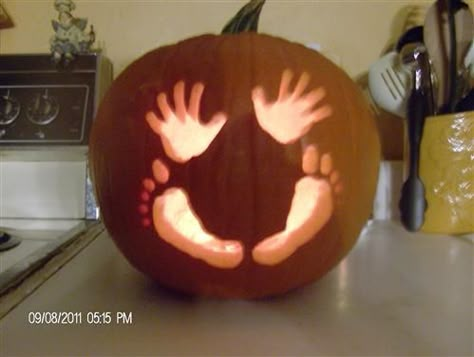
[0,220,472,356]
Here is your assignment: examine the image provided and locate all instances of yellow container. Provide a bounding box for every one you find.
[419,111,474,234]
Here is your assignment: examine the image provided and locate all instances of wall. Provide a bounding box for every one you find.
[0,0,432,79]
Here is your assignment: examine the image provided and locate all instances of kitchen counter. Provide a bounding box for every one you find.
[0,220,472,356]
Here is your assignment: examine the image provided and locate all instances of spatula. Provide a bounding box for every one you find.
[368,51,411,117]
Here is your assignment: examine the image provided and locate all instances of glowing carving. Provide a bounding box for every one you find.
[140,158,243,268]
[140,73,342,268]
[302,144,319,174]
[143,178,155,192]
[252,70,333,144]
[152,159,170,183]
[252,145,342,265]
[146,81,227,163]
[153,188,244,269]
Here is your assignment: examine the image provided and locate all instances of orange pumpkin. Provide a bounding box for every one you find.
[90,31,380,298]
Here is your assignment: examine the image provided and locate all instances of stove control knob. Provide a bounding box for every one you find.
[0,94,21,125]
[26,91,59,125]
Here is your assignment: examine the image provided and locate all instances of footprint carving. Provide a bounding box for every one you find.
[139,158,244,269]
[139,159,169,228]
[252,144,343,266]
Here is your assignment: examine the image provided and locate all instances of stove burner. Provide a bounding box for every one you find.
[0,230,21,251]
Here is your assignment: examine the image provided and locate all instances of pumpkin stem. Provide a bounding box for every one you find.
[221,0,266,34]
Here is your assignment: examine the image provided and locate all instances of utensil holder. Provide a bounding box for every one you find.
[419,111,474,234]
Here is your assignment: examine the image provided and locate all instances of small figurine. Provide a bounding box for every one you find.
[50,0,95,65]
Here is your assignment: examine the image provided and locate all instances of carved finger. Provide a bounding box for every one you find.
[309,105,333,124]
[145,111,164,136]
[157,93,173,122]
[298,97,320,116]
[173,81,186,120]
[302,87,327,108]
[278,69,294,100]
[189,82,205,120]
[251,86,268,115]
[292,72,310,98]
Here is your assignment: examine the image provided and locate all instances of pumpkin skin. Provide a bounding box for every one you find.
[90,33,380,298]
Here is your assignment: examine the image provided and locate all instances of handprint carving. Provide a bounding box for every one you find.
[146,81,227,163]
[252,70,333,144]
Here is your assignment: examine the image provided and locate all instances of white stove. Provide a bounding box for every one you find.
[0,53,112,295]
[0,219,85,282]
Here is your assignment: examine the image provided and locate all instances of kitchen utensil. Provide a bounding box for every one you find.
[452,2,473,72]
[452,3,474,109]
[424,1,450,112]
[425,0,474,113]
[464,38,474,76]
[397,27,438,116]
[368,51,411,117]
[401,43,436,117]
[399,47,430,232]
[446,0,458,113]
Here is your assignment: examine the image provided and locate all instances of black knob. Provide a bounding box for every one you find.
[26,92,59,125]
[0,94,21,125]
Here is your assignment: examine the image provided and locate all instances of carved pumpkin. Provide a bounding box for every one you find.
[89,6,380,299]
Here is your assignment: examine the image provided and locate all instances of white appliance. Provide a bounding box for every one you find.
[0,53,112,219]
[0,53,112,293]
